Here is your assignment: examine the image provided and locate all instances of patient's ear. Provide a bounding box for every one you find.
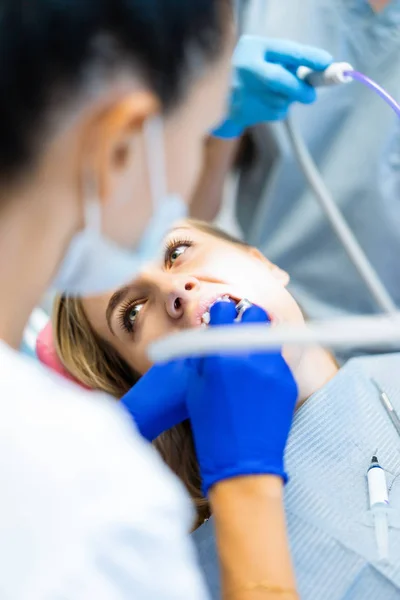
[248,247,290,286]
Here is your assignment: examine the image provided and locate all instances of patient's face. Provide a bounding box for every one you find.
[82,222,305,375]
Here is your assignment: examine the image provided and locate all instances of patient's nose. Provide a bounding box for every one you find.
[166,276,199,319]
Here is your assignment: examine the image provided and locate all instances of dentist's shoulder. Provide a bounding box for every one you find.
[0,341,209,600]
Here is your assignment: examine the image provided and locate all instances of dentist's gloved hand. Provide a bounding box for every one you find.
[186,301,298,497]
[213,35,333,138]
[121,360,189,442]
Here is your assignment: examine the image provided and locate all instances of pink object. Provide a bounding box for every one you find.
[36,321,90,389]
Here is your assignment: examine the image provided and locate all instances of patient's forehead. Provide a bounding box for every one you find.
[167,221,223,242]
[171,219,190,229]
[167,221,198,237]
[81,293,110,335]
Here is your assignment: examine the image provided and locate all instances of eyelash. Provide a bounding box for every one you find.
[164,237,193,268]
[117,237,194,334]
[117,298,144,335]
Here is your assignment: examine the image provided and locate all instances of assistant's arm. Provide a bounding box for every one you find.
[190,136,240,221]
[190,36,332,222]
[211,476,297,600]
[186,303,299,599]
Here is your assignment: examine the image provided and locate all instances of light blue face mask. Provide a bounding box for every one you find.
[52,116,188,296]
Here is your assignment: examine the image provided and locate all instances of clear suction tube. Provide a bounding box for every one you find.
[298,62,400,119]
[345,70,400,119]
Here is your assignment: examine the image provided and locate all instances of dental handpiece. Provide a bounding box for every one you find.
[297,62,354,87]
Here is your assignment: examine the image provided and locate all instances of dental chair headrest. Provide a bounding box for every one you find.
[36,321,90,389]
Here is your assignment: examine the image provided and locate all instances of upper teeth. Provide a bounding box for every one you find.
[201,295,233,325]
[202,311,211,325]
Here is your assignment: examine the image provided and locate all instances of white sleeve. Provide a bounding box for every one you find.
[0,376,210,600]
[72,404,211,600]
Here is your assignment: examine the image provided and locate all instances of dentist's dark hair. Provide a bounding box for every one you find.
[0,0,231,179]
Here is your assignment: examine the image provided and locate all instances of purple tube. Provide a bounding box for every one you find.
[344,70,400,119]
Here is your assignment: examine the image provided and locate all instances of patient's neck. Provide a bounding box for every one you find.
[291,346,338,409]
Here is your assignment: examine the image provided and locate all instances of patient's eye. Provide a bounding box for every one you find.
[170,245,188,263]
[118,300,145,334]
[165,238,193,268]
[127,304,142,324]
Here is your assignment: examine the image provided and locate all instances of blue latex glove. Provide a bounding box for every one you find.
[213,35,333,138]
[120,300,271,442]
[186,301,298,497]
[121,360,189,442]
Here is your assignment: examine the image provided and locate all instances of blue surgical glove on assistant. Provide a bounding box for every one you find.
[213,35,333,138]
[186,301,298,497]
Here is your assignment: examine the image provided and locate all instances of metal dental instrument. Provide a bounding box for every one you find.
[235,298,253,321]
[371,378,400,439]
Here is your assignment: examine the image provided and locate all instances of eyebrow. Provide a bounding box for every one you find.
[166,225,192,235]
[105,226,193,334]
[106,286,131,335]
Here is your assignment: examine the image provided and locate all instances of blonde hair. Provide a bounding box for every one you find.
[54,295,138,395]
[53,220,250,528]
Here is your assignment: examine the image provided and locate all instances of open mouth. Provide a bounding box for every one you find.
[201,295,249,326]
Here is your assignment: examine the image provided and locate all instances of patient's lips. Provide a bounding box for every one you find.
[191,293,237,328]
[201,295,232,326]
[200,295,246,327]
[190,292,277,329]
[199,297,277,328]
